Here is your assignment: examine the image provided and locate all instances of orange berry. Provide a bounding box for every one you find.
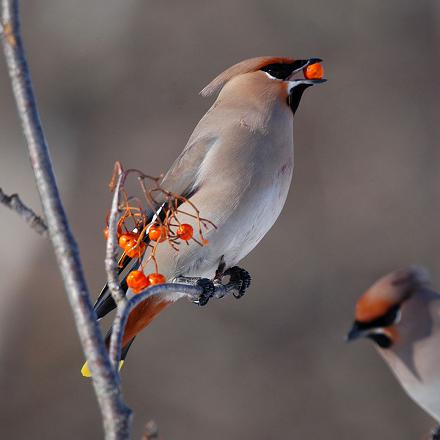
[176,223,193,241]
[148,224,167,242]
[118,233,137,249]
[148,273,166,285]
[303,63,324,80]
[125,240,146,258]
[126,270,149,293]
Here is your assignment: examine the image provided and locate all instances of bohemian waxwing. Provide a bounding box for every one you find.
[82,56,326,376]
[347,267,440,439]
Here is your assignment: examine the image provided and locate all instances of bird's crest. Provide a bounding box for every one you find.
[200,56,296,97]
[355,266,430,323]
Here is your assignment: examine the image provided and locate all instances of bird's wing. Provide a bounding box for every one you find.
[158,134,217,203]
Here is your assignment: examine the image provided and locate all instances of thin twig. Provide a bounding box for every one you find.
[105,171,126,306]
[0,188,48,235]
[1,1,132,438]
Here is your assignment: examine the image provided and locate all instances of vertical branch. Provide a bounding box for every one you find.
[105,171,126,306]
[0,1,132,438]
[109,299,131,372]
[106,171,130,369]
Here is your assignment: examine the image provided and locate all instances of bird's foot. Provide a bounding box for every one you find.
[174,276,215,306]
[195,278,216,306]
[224,266,252,298]
[431,426,440,440]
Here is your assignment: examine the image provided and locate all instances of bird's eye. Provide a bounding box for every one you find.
[261,63,295,80]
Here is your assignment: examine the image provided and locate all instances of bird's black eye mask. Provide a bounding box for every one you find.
[355,304,401,331]
[347,304,401,349]
[260,61,308,80]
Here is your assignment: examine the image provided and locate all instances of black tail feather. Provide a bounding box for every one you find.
[121,337,136,361]
[94,256,136,319]
[104,326,136,361]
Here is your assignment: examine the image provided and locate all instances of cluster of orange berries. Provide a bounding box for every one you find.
[103,162,214,295]
[126,270,166,293]
[103,222,195,294]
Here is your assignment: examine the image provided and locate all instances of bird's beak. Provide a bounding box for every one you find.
[297,78,327,85]
[345,322,368,342]
[287,58,327,85]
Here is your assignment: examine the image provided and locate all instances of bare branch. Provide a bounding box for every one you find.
[106,171,130,371]
[105,171,127,305]
[0,188,47,235]
[1,1,132,438]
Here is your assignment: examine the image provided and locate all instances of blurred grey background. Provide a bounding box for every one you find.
[0,0,439,439]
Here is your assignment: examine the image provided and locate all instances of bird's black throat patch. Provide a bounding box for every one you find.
[287,84,311,114]
[367,332,393,349]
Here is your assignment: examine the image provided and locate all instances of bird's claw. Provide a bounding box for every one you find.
[194,278,215,306]
[224,266,252,298]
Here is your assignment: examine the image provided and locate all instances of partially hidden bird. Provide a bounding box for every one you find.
[82,56,326,376]
[347,267,440,439]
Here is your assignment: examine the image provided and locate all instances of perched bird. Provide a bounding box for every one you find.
[82,56,326,376]
[347,267,440,439]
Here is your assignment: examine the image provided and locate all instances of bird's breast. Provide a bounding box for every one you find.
[380,332,440,422]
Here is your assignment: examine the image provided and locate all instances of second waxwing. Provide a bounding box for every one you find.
[347,267,440,439]
[82,56,326,376]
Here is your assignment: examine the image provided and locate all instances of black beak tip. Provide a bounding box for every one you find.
[308,57,323,65]
[345,323,362,342]
[345,332,355,343]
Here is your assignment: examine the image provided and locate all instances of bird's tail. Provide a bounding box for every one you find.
[81,297,171,377]
[80,337,135,378]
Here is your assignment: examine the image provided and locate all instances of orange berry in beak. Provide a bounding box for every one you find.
[127,270,149,293]
[303,63,324,80]
[176,223,193,241]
